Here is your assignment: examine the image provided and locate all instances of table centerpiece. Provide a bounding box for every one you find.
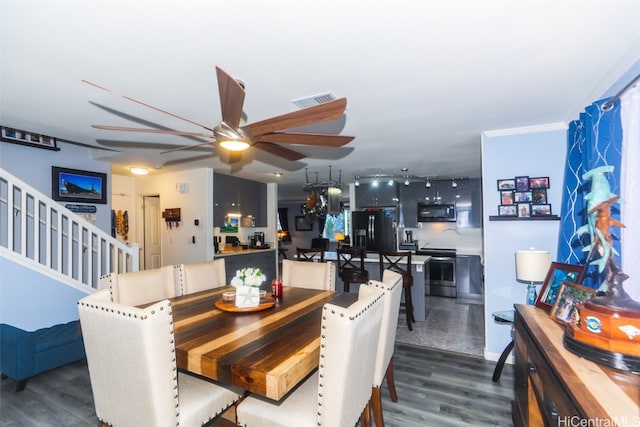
[231,267,267,308]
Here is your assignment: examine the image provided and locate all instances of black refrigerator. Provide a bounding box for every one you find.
[351,208,396,252]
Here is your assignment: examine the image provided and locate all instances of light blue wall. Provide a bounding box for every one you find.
[481,125,567,359]
[0,258,88,330]
[1,139,111,329]
[0,140,111,232]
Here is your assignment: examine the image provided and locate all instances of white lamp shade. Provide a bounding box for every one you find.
[515,249,551,283]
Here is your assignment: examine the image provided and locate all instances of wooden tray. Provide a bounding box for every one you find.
[215,296,276,313]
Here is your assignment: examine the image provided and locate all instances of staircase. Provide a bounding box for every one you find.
[0,167,139,293]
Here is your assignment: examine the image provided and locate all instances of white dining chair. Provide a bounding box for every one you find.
[175,259,227,295]
[236,284,384,427]
[78,289,243,427]
[99,265,179,306]
[369,269,404,427]
[281,259,336,291]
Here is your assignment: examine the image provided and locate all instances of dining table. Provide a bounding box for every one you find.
[167,285,357,400]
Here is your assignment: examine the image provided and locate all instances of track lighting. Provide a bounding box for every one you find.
[372,177,379,187]
[451,179,458,188]
[404,178,410,186]
[354,176,360,186]
[425,180,431,188]
[388,178,394,186]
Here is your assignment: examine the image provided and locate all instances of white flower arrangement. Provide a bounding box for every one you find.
[230,267,266,288]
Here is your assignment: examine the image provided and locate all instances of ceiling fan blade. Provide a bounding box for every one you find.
[246,98,347,137]
[216,66,245,129]
[82,80,214,131]
[91,124,212,138]
[253,141,306,161]
[160,141,215,154]
[255,132,354,147]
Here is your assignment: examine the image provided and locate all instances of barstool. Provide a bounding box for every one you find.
[379,251,415,331]
[296,247,325,262]
[337,247,369,292]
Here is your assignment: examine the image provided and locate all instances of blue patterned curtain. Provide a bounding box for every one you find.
[557,98,623,288]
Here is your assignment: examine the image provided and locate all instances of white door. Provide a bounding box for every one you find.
[143,195,161,270]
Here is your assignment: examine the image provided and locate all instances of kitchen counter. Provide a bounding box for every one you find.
[215,247,276,257]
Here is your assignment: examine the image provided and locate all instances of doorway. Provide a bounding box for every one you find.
[143,195,161,270]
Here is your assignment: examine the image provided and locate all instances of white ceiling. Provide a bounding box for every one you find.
[2,1,640,201]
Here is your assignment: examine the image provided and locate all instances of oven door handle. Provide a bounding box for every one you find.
[429,256,455,262]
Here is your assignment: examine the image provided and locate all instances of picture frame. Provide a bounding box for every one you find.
[295,215,313,231]
[529,177,550,189]
[532,189,547,204]
[549,281,596,324]
[497,179,516,191]
[516,203,530,218]
[1,126,60,151]
[514,191,532,203]
[498,205,517,216]
[51,166,107,204]
[515,176,530,191]
[531,204,552,216]
[535,262,586,311]
[500,190,514,205]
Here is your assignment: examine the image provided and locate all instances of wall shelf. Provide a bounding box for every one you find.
[488,215,560,221]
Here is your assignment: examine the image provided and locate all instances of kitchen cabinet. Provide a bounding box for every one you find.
[455,254,483,300]
[215,249,277,290]
[214,173,267,227]
[355,182,399,208]
[400,178,483,228]
[513,305,639,426]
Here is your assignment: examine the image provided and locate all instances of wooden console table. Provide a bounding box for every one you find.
[513,304,639,426]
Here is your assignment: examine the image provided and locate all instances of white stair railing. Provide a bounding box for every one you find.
[0,167,139,291]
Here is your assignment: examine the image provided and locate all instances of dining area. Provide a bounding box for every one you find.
[76,258,405,427]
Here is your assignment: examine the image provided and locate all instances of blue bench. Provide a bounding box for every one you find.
[0,321,85,391]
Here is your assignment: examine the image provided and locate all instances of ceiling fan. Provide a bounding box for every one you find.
[83,66,355,161]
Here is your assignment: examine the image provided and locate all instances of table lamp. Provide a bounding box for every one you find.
[515,248,551,305]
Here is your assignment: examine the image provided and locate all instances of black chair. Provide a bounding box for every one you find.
[337,247,369,292]
[296,247,325,262]
[310,237,330,251]
[379,251,415,331]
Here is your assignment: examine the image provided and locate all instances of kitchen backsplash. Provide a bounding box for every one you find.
[401,223,483,258]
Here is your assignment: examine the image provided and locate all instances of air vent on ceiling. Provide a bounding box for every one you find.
[292,92,337,109]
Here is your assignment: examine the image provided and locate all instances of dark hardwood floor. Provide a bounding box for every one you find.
[0,343,514,426]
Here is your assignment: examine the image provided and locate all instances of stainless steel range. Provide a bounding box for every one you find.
[416,248,457,298]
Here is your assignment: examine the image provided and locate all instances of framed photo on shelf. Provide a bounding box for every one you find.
[500,191,514,205]
[529,177,550,189]
[1,126,60,151]
[516,203,530,218]
[535,262,586,311]
[531,204,552,216]
[498,205,517,216]
[514,191,532,203]
[532,189,547,204]
[497,179,516,191]
[515,176,530,191]
[295,215,313,231]
[51,166,107,204]
[549,282,596,324]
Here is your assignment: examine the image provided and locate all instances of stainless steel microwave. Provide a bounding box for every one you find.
[417,203,456,222]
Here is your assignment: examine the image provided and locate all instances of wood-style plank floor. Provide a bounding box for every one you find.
[0,343,514,426]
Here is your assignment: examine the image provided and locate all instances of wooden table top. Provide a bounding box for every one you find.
[168,286,357,400]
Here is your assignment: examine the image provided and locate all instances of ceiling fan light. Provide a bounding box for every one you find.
[219,139,250,151]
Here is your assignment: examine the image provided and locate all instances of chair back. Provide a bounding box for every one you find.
[378,251,413,287]
[370,270,403,386]
[100,265,178,306]
[311,237,330,251]
[175,259,226,295]
[336,246,367,275]
[296,247,325,262]
[281,259,335,290]
[78,289,180,427]
[316,284,384,426]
